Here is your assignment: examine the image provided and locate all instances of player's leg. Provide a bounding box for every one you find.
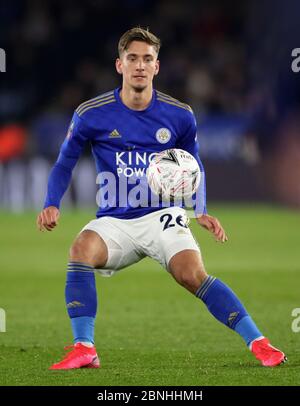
[50,217,144,370]
[168,249,286,367]
[169,249,264,340]
[66,229,107,345]
[50,230,107,370]
[146,207,286,367]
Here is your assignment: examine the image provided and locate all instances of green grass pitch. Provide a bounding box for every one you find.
[0,204,299,386]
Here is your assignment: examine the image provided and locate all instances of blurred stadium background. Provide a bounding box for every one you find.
[1,0,300,386]
[1,0,300,211]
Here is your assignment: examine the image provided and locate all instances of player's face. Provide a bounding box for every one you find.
[116,41,159,91]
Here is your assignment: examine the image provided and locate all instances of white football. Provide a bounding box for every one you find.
[147,148,201,201]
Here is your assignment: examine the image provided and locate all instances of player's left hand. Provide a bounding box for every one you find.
[196,214,228,243]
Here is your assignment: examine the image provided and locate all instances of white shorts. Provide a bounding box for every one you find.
[81,207,200,276]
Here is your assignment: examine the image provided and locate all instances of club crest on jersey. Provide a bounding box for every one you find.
[66,121,74,140]
[156,128,171,144]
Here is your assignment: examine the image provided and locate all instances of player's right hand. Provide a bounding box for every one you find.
[37,206,60,232]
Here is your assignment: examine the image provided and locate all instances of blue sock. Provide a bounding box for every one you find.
[65,262,97,344]
[195,276,263,347]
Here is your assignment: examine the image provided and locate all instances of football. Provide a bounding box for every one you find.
[147,148,201,201]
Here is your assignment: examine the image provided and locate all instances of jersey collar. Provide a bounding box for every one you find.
[114,87,156,113]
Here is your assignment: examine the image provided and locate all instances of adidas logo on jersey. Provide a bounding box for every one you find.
[109,129,121,138]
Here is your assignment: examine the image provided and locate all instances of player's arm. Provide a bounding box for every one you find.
[177,110,228,243]
[37,112,89,232]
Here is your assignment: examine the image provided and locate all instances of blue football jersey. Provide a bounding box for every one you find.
[44,88,207,219]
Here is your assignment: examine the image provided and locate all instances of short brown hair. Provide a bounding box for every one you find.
[118,27,161,56]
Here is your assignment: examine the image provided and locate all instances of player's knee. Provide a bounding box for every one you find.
[172,266,206,294]
[178,270,205,292]
[69,233,96,264]
[69,239,91,264]
[69,231,108,267]
[169,250,207,293]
